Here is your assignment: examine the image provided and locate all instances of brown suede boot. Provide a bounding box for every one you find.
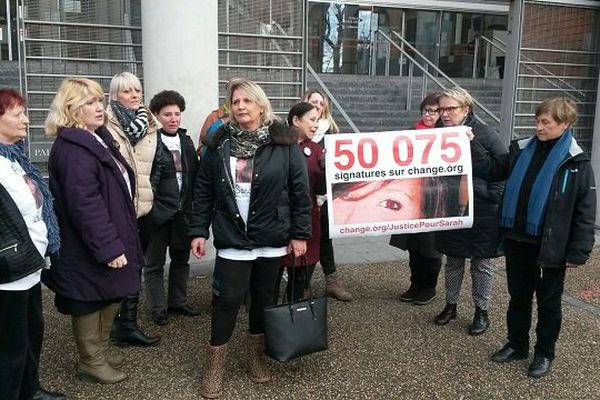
[325,271,352,301]
[99,303,125,367]
[247,333,271,383]
[72,312,127,384]
[200,343,228,399]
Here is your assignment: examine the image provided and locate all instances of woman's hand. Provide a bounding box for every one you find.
[465,127,474,141]
[288,239,307,258]
[191,237,206,258]
[108,254,127,268]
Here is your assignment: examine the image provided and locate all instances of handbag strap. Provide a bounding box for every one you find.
[289,255,309,303]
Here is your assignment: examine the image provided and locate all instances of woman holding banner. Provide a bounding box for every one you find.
[302,88,353,302]
[471,97,595,378]
[433,87,507,336]
[390,92,443,305]
[190,79,311,398]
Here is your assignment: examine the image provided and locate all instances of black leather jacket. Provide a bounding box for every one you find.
[188,121,312,250]
[0,184,46,283]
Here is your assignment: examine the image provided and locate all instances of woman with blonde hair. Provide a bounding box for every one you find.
[43,77,143,384]
[190,79,311,398]
[434,87,507,335]
[300,88,352,301]
[105,71,161,347]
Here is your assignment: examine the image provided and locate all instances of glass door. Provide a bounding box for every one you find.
[0,0,18,60]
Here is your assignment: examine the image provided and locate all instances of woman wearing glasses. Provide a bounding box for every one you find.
[433,87,507,336]
[390,92,444,305]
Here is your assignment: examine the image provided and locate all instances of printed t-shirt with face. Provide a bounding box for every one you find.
[161,133,183,192]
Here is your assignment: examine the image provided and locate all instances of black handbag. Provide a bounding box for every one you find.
[263,258,328,362]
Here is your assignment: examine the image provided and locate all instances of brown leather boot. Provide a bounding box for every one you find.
[200,343,228,399]
[247,333,271,383]
[99,303,125,367]
[72,312,127,384]
[325,271,352,301]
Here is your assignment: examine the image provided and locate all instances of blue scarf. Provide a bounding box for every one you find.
[0,140,60,255]
[500,131,573,236]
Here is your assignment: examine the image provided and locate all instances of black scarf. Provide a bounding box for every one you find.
[229,124,271,159]
[0,140,60,255]
[110,100,149,145]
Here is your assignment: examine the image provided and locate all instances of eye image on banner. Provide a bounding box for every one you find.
[325,127,474,238]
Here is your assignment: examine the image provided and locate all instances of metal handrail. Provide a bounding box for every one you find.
[218,31,302,40]
[378,30,500,125]
[474,35,588,101]
[306,63,359,133]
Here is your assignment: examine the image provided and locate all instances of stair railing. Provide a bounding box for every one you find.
[375,30,500,125]
[474,35,585,101]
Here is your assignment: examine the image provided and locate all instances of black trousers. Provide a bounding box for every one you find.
[408,251,442,290]
[210,256,281,346]
[143,216,191,312]
[0,283,43,400]
[319,202,336,275]
[504,239,566,359]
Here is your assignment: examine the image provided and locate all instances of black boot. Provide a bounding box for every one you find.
[468,307,490,335]
[111,295,161,347]
[434,303,457,325]
[399,283,420,302]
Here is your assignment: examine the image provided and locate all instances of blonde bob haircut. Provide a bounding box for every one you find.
[441,87,475,113]
[109,71,142,101]
[226,79,277,127]
[535,97,577,126]
[45,77,105,137]
[301,88,339,133]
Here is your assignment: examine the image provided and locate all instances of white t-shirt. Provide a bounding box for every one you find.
[217,156,288,261]
[0,156,48,290]
[161,133,183,192]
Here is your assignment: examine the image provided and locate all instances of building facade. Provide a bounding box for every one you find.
[1,0,598,222]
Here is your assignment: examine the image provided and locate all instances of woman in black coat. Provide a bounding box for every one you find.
[0,89,64,400]
[43,78,143,384]
[189,79,312,398]
[434,87,507,335]
[142,90,200,326]
[471,97,596,378]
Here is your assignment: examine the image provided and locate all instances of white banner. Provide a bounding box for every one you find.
[325,127,474,238]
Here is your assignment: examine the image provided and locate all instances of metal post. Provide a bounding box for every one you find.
[399,11,405,77]
[6,0,13,60]
[499,0,525,146]
[472,36,479,79]
[370,30,376,76]
[407,61,413,111]
[301,0,307,94]
[385,40,390,76]
[485,40,491,79]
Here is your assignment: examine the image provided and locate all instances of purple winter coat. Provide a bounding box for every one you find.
[42,126,142,301]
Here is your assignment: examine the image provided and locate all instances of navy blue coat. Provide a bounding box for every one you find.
[42,126,142,301]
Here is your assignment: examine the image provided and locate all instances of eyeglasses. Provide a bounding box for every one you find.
[438,106,465,114]
[421,108,439,116]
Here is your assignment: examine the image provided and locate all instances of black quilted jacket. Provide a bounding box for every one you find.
[0,183,46,283]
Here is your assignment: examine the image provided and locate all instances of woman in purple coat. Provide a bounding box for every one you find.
[42,78,143,384]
